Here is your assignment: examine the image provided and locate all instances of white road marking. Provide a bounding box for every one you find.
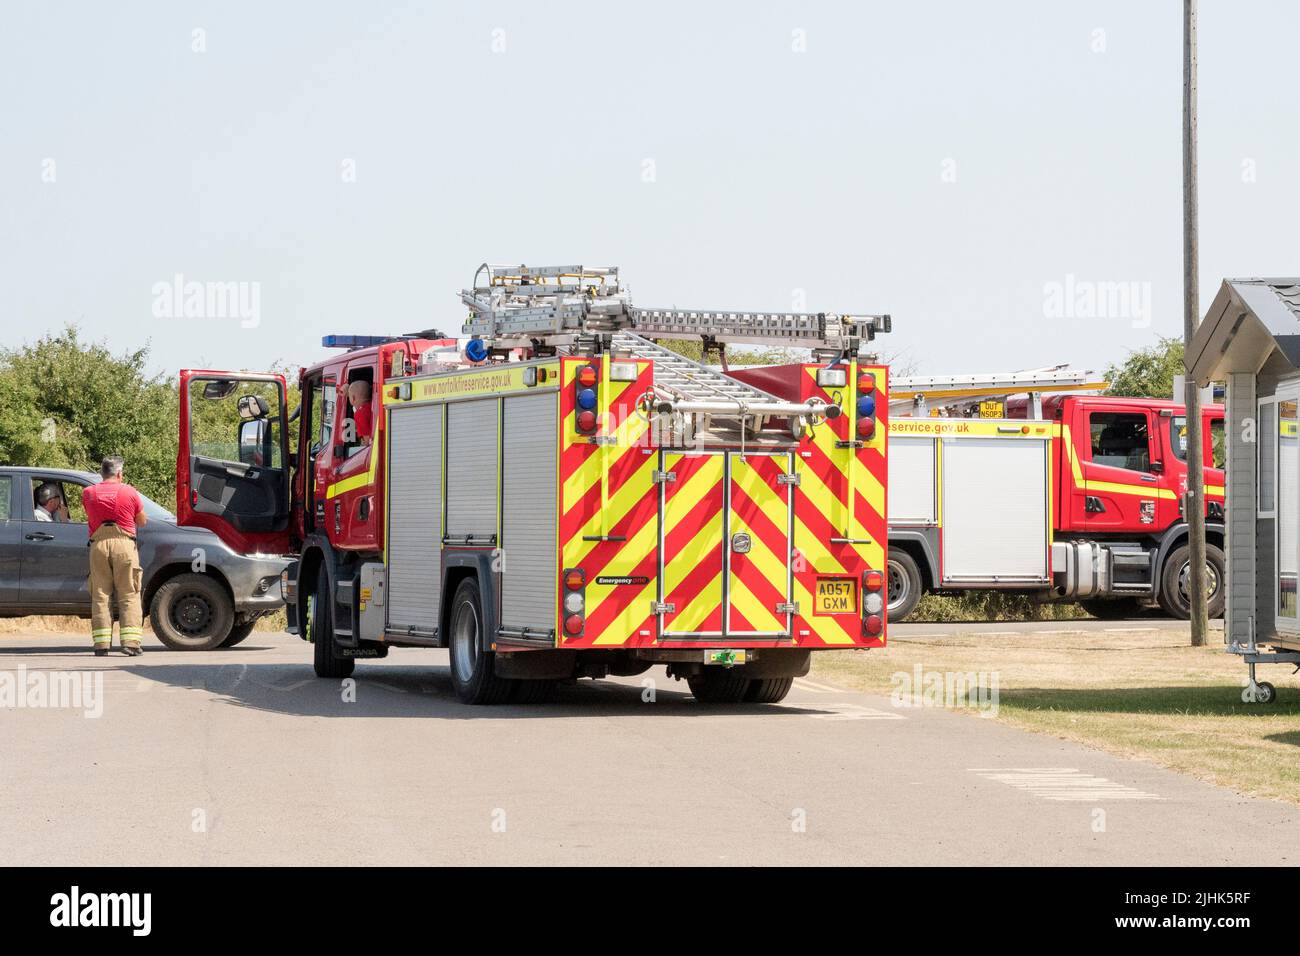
[969,767,1161,801]
[799,703,906,721]
[792,677,844,694]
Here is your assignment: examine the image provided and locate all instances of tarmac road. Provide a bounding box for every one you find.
[0,628,1291,866]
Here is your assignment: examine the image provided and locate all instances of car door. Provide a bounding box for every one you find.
[178,370,292,555]
[19,475,91,611]
[0,474,21,605]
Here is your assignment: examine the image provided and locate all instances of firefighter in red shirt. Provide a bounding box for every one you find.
[83,456,149,656]
[347,380,373,445]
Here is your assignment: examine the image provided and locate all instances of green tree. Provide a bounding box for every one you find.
[1104,336,1184,398]
[0,326,178,505]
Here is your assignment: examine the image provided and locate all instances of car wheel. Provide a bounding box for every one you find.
[149,573,235,650]
[220,619,258,648]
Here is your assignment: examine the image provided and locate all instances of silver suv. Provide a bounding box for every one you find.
[0,466,290,649]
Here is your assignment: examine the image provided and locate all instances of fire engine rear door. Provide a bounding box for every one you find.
[658,452,726,637]
[657,451,794,639]
[726,452,794,637]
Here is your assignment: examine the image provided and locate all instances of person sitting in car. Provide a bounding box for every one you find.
[33,482,71,522]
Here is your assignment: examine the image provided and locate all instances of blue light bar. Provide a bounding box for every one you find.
[322,334,396,349]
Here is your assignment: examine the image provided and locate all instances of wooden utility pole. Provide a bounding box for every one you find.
[1183,0,1209,646]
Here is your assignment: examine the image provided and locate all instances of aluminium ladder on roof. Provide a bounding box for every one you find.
[459,263,890,355]
[610,331,838,443]
[889,366,1108,417]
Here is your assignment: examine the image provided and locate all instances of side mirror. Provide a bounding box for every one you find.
[238,419,268,466]
[237,394,270,421]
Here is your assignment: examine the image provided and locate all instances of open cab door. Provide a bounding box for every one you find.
[178,370,293,555]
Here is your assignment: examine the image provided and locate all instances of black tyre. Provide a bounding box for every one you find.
[311,565,354,679]
[1080,598,1144,620]
[447,578,513,704]
[149,573,235,650]
[220,619,257,648]
[512,680,557,704]
[744,676,794,703]
[886,551,923,622]
[1157,543,1226,620]
[687,669,751,703]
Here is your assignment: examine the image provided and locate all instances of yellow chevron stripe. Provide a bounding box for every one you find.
[792,514,847,574]
[670,572,722,633]
[729,573,783,633]
[565,451,658,566]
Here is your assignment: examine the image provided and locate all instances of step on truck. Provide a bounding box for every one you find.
[175,264,892,704]
[879,369,1225,621]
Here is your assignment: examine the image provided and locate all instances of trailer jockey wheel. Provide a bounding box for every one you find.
[447,578,514,705]
[1249,681,1277,705]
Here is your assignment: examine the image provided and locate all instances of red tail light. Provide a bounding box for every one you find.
[856,417,876,438]
[857,372,876,394]
[564,569,585,591]
[564,614,584,636]
[865,614,883,636]
[864,570,884,591]
[577,365,598,388]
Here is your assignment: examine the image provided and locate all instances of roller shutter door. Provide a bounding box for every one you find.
[941,436,1050,583]
[386,404,443,632]
[501,393,558,632]
[445,400,499,540]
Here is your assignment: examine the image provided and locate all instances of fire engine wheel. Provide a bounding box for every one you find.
[744,677,794,704]
[149,573,235,650]
[886,552,923,622]
[311,566,354,679]
[448,578,514,705]
[687,670,752,704]
[1158,543,1226,620]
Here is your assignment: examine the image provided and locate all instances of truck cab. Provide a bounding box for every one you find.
[1044,395,1225,537]
[177,334,456,559]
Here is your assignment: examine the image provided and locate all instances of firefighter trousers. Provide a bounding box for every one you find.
[89,524,143,648]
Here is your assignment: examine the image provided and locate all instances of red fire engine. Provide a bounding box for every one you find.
[175,265,891,704]
[878,368,1225,621]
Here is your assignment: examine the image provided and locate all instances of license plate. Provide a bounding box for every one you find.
[815,577,858,615]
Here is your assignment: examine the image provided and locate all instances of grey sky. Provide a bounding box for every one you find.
[2,1,1297,380]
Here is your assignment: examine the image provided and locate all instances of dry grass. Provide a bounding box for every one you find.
[0,609,287,634]
[813,626,1300,804]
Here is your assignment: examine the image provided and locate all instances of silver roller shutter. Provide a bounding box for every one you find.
[386,403,443,632]
[940,436,1050,583]
[501,393,558,632]
[445,400,500,540]
[888,436,937,524]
